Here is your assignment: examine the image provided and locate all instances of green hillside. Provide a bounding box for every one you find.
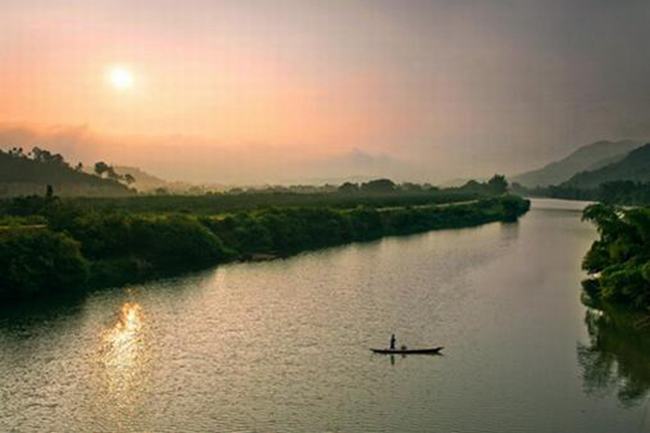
[562,143,650,189]
[512,140,641,187]
[0,148,133,197]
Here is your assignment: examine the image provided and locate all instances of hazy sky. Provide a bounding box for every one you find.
[2,0,649,183]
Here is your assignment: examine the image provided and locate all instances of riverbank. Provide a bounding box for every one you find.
[0,194,530,300]
[581,203,650,311]
[5,198,645,433]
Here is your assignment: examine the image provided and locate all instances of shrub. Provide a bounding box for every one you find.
[0,229,88,298]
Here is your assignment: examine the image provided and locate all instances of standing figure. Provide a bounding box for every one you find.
[390,334,396,350]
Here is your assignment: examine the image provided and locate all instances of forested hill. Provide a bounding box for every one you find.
[561,143,650,189]
[512,139,641,188]
[0,148,133,197]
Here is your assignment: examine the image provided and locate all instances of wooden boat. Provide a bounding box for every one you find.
[370,346,443,355]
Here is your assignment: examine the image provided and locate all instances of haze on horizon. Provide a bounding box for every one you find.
[2,0,650,184]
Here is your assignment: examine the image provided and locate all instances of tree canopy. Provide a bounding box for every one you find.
[582,203,650,309]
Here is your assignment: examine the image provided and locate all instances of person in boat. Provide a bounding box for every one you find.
[390,334,396,350]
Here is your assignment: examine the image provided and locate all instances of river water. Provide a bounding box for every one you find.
[1,199,649,432]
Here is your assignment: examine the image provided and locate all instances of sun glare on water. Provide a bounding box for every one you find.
[107,66,134,90]
[103,302,143,365]
[99,301,149,401]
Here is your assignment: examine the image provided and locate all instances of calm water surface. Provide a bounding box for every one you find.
[2,198,649,432]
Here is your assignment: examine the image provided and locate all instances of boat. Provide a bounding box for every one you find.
[370,346,443,355]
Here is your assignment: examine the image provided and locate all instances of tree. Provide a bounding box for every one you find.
[400,182,423,192]
[338,182,359,193]
[581,204,650,308]
[94,161,123,182]
[94,161,110,177]
[487,174,508,194]
[0,230,89,298]
[361,178,396,193]
[123,174,136,185]
[31,147,66,165]
[8,147,24,158]
[105,168,122,181]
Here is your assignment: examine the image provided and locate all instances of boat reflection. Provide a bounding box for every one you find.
[578,307,650,406]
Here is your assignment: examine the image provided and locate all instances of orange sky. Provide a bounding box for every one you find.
[1,1,420,155]
[2,0,649,183]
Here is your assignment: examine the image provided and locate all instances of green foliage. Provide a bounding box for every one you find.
[0,192,529,300]
[533,180,650,206]
[131,215,231,269]
[30,189,479,215]
[582,203,650,309]
[56,211,233,277]
[338,182,360,193]
[487,174,508,195]
[0,229,89,298]
[360,178,396,193]
[0,214,47,227]
[202,196,529,257]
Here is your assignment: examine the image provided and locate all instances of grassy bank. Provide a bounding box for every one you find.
[0,194,530,300]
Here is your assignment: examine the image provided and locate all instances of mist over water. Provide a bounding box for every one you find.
[1,199,649,433]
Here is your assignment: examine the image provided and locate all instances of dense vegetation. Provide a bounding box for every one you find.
[582,203,650,310]
[0,229,88,298]
[0,191,529,300]
[0,175,509,216]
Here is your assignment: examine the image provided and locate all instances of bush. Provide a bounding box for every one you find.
[130,215,231,269]
[0,194,529,300]
[582,204,650,309]
[0,229,89,298]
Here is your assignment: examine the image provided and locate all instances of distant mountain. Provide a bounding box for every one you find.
[562,143,650,189]
[0,149,133,197]
[512,140,642,187]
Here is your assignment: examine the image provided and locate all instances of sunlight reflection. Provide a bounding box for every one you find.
[100,302,149,400]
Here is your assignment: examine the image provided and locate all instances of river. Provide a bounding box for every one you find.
[1,198,649,432]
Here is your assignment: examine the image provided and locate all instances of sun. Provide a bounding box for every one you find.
[107,66,134,90]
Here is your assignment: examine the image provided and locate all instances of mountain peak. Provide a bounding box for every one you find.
[512,139,642,187]
[562,142,650,189]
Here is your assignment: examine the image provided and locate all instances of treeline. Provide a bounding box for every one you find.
[582,203,650,310]
[0,194,529,300]
[8,174,509,216]
[523,180,650,206]
[48,190,475,215]
[337,175,508,195]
